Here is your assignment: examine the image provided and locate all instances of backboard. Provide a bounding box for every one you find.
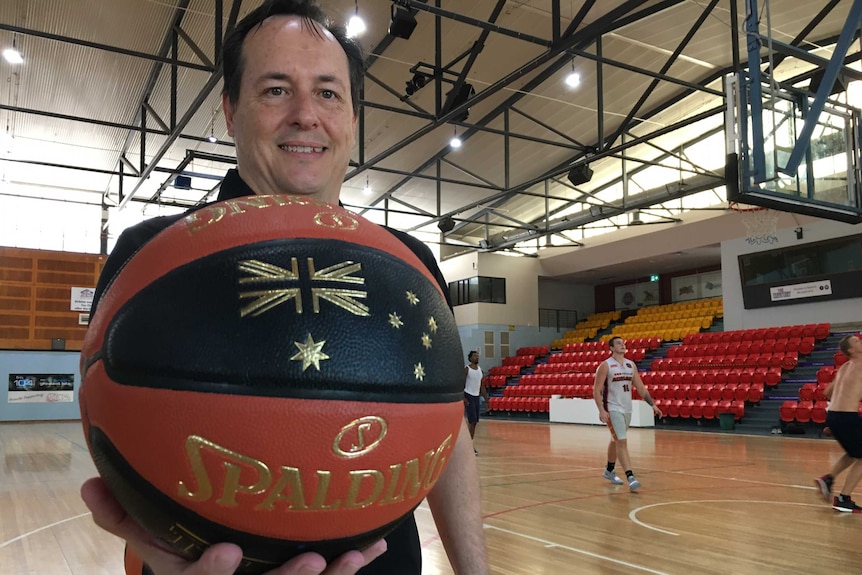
[725,72,862,224]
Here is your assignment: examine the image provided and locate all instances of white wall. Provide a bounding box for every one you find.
[722,218,862,329]
[538,278,594,319]
[440,252,540,327]
[476,253,540,326]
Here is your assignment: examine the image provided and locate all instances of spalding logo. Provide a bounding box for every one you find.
[334,416,387,459]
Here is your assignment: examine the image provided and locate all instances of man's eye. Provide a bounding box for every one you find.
[321,90,335,99]
[268,87,284,96]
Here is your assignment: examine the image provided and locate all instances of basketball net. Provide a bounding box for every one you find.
[729,202,779,245]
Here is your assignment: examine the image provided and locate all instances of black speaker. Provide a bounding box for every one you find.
[174,175,192,189]
[567,165,593,186]
[51,338,66,351]
[389,5,418,40]
[437,216,455,234]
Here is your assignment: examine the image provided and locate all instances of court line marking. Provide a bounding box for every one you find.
[0,512,92,550]
[629,500,824,536]
[663,468,819,491]
[484,524,672,575]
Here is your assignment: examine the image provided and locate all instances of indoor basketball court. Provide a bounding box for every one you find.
[2,419,861,575]
[4,1,862,574]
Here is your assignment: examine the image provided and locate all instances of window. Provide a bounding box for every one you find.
[448,276,506,306]
[738,234,862,287]
[500,331,510,358]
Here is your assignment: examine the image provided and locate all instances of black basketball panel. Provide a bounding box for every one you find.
[102,239,463,402]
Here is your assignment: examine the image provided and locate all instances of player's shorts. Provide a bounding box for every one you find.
[464,393,481,423]
[607,410,631,441]
[825,411,862,458]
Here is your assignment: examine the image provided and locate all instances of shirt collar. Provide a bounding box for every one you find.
[215,168,343,207]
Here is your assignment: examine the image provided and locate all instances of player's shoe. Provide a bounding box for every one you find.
[602,469,623,485]
[628,475,641,492]
[815,475,833,502]
[833,495,862,513]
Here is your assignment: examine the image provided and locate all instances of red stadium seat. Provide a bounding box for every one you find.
[731,400,745,420]
[680,400,694,418]
[779,401,797,422]
[721,383,738,402]
[814,384,828,402]
[798,383,816,402]
[748,383,764,403]
[812,401,828,424]
[814,323,830,340]
[795,400,813,423]
[691,400,705,419]
[703,400,719,419]
[765,368,782,387]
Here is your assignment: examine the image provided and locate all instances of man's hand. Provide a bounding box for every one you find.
[652,405,663,418]
[598,409,610,424]
[81,477,387,575]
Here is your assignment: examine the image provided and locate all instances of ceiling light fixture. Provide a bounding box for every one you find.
[363,175,372,195]
[449,128,462,149]
[207,116,217,143]
[346,0,366,38]
[3,37,23,65]
[565,59,579,88]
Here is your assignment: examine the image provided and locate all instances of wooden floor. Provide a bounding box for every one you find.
[2,420,861,575]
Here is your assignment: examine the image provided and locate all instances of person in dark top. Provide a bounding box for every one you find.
[80,2,488,574]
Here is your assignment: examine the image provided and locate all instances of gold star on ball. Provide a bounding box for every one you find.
[414,363,426,381]
[421,333,432,349]
[291,333,329,372]
[388,312,403,329]
[406,291,419,305]
[427,316,438,333]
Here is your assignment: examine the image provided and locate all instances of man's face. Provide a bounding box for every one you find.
[611,338,626,353]
[223,16,356,203]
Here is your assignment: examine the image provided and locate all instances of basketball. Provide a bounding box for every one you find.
[79,195,465,573]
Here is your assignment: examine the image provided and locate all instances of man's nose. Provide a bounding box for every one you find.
[287,92,319,128]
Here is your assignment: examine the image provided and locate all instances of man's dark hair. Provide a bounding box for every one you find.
[608,336,623,349]
[468,351,479,361]
[222,0,365,113]
[839,334,856,358]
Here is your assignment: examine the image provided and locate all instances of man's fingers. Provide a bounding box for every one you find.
[184,543,244,575]
[322,540,388,575]
[81,477,139,538]
[264,540,387,575]
[83,476,387,575]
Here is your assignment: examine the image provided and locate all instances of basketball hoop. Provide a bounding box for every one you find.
[729,201,779,245]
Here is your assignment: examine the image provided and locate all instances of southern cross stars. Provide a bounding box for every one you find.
[413,363,425,381]
[291,333,329,372]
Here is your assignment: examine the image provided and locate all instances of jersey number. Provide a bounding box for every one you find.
[623,384,630,392]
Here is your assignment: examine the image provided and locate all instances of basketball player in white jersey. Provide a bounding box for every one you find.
[593,336,662,491]
[464,351,488,455]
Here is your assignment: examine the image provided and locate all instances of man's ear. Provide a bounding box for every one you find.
[222,92,236,137]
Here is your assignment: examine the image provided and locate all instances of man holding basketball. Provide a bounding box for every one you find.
[593,336,661,492]
[80,1,489,574]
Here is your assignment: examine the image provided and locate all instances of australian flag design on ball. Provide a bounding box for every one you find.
[102,238,464,404]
